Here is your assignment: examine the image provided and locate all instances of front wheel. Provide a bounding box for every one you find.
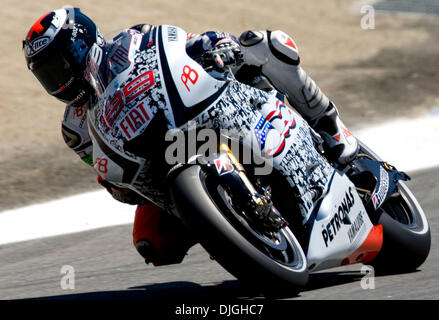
[169,165,309,294]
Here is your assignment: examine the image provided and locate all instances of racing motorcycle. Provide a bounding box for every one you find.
[87,25,431,294]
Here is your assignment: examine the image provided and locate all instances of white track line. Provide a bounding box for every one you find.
[356,110,439,172]
[0,190,135,245]
[0,111,438,246]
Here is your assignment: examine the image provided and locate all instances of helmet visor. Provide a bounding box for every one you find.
[29,50,74,94]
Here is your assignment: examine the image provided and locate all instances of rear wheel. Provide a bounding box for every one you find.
[358,142,431,273]
[169,165,309,294]
[370,181,431,273]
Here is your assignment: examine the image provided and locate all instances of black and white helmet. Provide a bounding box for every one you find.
[23,7,104,107]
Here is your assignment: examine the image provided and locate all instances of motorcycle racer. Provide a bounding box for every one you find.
[23,8,358,266]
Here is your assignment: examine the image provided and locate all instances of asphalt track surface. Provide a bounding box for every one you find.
[375,0,439,15]
[0,166,437,301]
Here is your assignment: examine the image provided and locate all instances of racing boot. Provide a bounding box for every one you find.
[311,102,359,164]
[132,203,196,266]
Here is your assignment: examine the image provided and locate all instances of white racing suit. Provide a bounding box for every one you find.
[61,25,358,265]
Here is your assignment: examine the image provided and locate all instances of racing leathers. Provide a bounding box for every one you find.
[61,25,358,265]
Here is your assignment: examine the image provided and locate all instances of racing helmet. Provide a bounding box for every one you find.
[23,7,104,107]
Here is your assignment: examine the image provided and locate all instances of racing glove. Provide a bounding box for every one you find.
[186,31,243,71]
[203,37,244,71]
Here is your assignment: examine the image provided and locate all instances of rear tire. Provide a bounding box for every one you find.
[370,182,431,274]
[169,165,309,294]
[358,141,431,274]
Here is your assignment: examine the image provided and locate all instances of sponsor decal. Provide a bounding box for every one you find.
[30,36,50,52]
[347,211,365,243]
[167,26,178,42]
[181,65,199,92]
[321,186,355,247]
[72,106,87,126]
[119,102,152,140]
[110,45,129,68]
[284,37,297,50]
[26,36,51,56]
[214,155,234,176]
[372,166,389,209]
[94,157,108,174]
[70,25,78,41]
[73,107,85,119]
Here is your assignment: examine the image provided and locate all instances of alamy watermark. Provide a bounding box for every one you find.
[360,265,375,290]
[164,121,275,175]
[361,4,376,30]
[60,265,75,290]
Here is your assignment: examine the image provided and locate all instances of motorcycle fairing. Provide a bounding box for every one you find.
[306,170,380,271]
[156,25,227,128]
[88,29,162,142]
[87,29,161,187]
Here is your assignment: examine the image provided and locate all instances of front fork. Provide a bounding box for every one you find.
[208,143,288,231]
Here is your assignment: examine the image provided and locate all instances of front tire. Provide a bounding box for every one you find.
[169,165,309,294]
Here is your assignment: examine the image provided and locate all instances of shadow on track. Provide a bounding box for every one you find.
[303,271,364,292]
[25,280,254,301]
[24,271,366,300]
